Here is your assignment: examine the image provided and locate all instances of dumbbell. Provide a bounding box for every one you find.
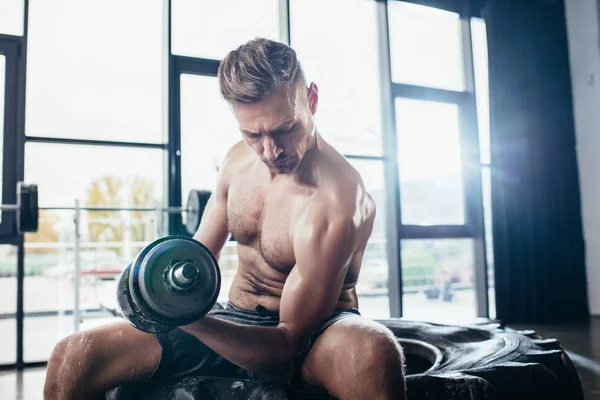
[117,235,221,333]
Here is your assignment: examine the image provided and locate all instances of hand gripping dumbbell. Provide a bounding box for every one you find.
[117,236,221,333]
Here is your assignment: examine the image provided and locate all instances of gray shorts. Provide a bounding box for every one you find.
[146,301,360,391]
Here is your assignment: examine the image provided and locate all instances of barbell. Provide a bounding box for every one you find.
[0,182,39,234]
[1,182,211,236]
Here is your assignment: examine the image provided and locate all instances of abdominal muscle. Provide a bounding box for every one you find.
[226,245,358,314]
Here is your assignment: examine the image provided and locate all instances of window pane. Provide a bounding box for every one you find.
[179,74,241,301]
[0,245,17,365]
[172,0,280,60]
[0,368,45,399]
[0,0,24,36]
[472,18,490,164]
[23,143,164,361]
[26,1,164,142]
[0,55,5,221]
[24,209,74,362]
[482,166,495,319]
[180,74,240,199]
[388,2,464,91]
[348,159,389,319]
[402,239,476,322]
[396,98,465,225]
[25,143,164,208]
[290,0,383,156]
[24,209,163,362]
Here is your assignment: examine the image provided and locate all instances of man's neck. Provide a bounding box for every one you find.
[291,132,323,180]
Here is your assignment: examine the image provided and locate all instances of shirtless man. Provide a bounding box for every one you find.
[44,38,406,400]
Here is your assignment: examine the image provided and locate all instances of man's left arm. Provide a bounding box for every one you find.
[181,210,358,376]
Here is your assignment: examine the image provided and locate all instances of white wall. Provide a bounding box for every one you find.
[565,0,600,316]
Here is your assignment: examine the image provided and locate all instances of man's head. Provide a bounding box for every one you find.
[218,38,319,175]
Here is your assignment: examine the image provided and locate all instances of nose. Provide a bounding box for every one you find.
[262,137,283,162]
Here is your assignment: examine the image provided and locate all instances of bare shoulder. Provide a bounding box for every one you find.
[322,148,376,227]
[216,140,253,188]
[220,140,252,174]
[297,149,376,249]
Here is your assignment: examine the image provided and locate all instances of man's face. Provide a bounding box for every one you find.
[231,82,319,175]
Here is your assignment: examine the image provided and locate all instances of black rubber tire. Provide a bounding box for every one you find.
[382,319,584,400]
[105,319,584,400]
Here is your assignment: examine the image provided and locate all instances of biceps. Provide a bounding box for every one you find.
[278,261,348,344]
[193,191,229,259]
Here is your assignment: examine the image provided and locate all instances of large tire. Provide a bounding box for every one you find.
[382,319,584,400]
[106,319,583,400]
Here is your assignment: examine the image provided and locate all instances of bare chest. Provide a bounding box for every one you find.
[227,179,305,269]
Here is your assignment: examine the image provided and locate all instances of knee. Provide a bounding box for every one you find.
[44,333,95,399]
[354,327,404,375]
[44,336,70,399]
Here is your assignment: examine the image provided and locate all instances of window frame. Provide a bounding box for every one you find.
[379,2,490,318]
[0,38,20,238]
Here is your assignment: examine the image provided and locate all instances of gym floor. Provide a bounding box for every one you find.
[2,318,599,400]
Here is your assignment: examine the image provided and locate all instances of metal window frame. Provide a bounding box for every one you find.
[167,55,221,235]
[0,0,28,370]
[460,15,489,319]
[382,0,490,318]
[0,37,20,238]
[377,0,403,317]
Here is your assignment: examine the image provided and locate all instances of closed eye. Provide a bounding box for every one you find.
[274,124,296,135]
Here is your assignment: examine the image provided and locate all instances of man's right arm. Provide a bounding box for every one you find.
[192,146,237,260]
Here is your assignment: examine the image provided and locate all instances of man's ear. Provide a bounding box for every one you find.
[307,82,319,115]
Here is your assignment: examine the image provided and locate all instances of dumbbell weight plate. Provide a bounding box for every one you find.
[117,265,174,333]
[185,190,211,236]
[130,236,221,327]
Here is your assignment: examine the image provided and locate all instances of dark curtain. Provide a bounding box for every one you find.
[481,0,588,323]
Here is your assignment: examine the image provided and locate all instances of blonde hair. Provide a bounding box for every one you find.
[218,38,306,103]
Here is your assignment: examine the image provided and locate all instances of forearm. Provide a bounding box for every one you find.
[181,315,303,376]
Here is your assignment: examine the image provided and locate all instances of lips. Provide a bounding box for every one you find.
[269,157,291,166]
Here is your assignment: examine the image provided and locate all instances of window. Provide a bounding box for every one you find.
[472,17,494,318]
[388,1,464,91]
[24,207,163,362]
[25,143,164,208]
[172,0,280,60]
[349,159,389,319]
[0,0,24,36]
[401,238,476,322]
[180,74,240,199]
[24,210,74,362]
[395,98,465,225]
[481,166,495,319]
[23,143,164,361]
[25,1,164,143]
[0,245,17,364]
[290,0,383,156]
[179,73,241,300]
[472,18,490,164]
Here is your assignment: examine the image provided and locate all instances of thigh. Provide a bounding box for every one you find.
[47,320,162,394]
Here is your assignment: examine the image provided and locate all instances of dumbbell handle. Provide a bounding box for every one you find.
[0,204,20,211]
[167,261,199,291]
